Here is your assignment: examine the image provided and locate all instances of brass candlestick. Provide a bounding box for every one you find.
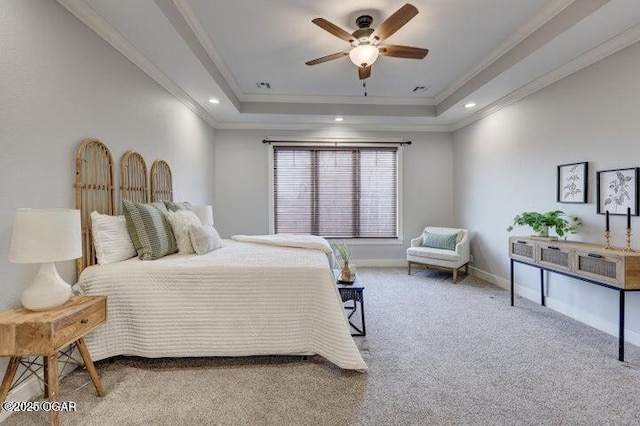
[604,231,612,249]
[624,228,634,252]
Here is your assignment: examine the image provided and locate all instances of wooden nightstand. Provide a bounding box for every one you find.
[0,296,107,426]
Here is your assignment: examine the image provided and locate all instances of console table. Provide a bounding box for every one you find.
[509,237,640,362]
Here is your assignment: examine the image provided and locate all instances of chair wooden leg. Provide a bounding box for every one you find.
[465,263,469,274]
[408,261,412,275]
[453,268,458,283]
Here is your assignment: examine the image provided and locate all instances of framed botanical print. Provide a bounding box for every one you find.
[557,162,588,203]
[596,167,639,215]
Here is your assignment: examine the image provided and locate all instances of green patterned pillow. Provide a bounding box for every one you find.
[421,231,459,251]
[164,201,193,212]
[123,200,177,260]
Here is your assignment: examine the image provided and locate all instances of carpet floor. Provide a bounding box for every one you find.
[5,267,640,425]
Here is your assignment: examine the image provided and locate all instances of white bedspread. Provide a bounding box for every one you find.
[231,234,336,267]
[75,239,367,371]
[231,234,333,253]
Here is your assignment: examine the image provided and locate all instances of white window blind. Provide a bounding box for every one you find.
[273,146,398,238]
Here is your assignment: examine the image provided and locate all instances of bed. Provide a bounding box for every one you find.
[73,139,367,371]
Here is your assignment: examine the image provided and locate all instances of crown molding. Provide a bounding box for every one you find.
[214,121,452,132]
[450,23,640,132]
[58,0,638,135]
[435,0,574,104]
[241,93,435,106]
[172,0,245,100]
[57,0,218,129]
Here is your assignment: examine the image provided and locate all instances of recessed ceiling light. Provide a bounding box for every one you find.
[335,117,344,122]
[209,98,220,104]
[464,102,476,109]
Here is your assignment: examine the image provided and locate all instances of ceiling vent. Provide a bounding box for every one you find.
[256,82,272,89]
[412,85,430,93]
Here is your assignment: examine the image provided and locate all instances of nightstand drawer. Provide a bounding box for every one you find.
[53,299,106,350]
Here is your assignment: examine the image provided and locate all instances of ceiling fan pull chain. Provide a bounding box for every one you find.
[363,80,367,97]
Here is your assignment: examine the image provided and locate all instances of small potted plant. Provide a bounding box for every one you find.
[507,210,581,238]
[335,243,356,283]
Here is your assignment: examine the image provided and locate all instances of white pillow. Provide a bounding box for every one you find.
[165,210,202,254]
[90,211,137,264]
[189,224,222,255]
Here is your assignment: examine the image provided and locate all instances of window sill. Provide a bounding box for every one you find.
[326,238,404,246]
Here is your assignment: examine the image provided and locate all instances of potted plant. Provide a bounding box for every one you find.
[507,210,581,238]
[335,243,355,283]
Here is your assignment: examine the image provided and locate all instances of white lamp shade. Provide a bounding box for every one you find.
[193,205,214,226]
[349,44,379,67]
[9,208,82,264]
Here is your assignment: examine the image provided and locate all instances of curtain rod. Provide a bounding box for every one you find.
[262,139,411,145]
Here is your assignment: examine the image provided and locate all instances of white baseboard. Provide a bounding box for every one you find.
[356,259,407,267]
[469,266,640,348]
[469,266,510,289]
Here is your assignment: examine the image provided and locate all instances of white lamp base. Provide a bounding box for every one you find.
[21,262,72,311]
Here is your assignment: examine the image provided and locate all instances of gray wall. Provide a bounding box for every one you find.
[214,129,454,262]
[452,41,640,344]
[0,0,216,312]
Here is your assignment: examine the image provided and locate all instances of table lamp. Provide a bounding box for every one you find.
[193,205,214,226]
[9,208,82,311]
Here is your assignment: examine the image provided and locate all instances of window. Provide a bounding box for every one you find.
[272,145,398,238]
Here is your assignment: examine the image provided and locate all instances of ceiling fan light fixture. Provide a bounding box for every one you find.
[349,44,379,68]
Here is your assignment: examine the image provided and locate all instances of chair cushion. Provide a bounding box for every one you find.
[421,230,459,250]
[407,246,461,262]
[425,227,465,243]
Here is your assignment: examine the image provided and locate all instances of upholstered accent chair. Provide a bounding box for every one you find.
[406,226,470,282]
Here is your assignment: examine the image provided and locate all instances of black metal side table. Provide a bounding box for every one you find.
[336,274,366,336]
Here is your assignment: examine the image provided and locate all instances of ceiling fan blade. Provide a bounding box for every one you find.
[311,18,355,43]
[372,3,419,43]
[358,66,371,80]
[305,51,349,66]
[379,45,428,59]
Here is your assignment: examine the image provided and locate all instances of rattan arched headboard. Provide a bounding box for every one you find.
[150,160,173,202]
[120,151,148,207]
[75,138,115,276]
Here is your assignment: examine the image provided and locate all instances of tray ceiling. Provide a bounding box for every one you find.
[59,0,640,131]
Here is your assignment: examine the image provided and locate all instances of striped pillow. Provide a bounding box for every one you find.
[164,201,193,212]
[421,231,459,251]
[123,200,177,260]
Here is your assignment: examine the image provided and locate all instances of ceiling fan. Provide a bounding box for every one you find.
[306,3,429,81]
